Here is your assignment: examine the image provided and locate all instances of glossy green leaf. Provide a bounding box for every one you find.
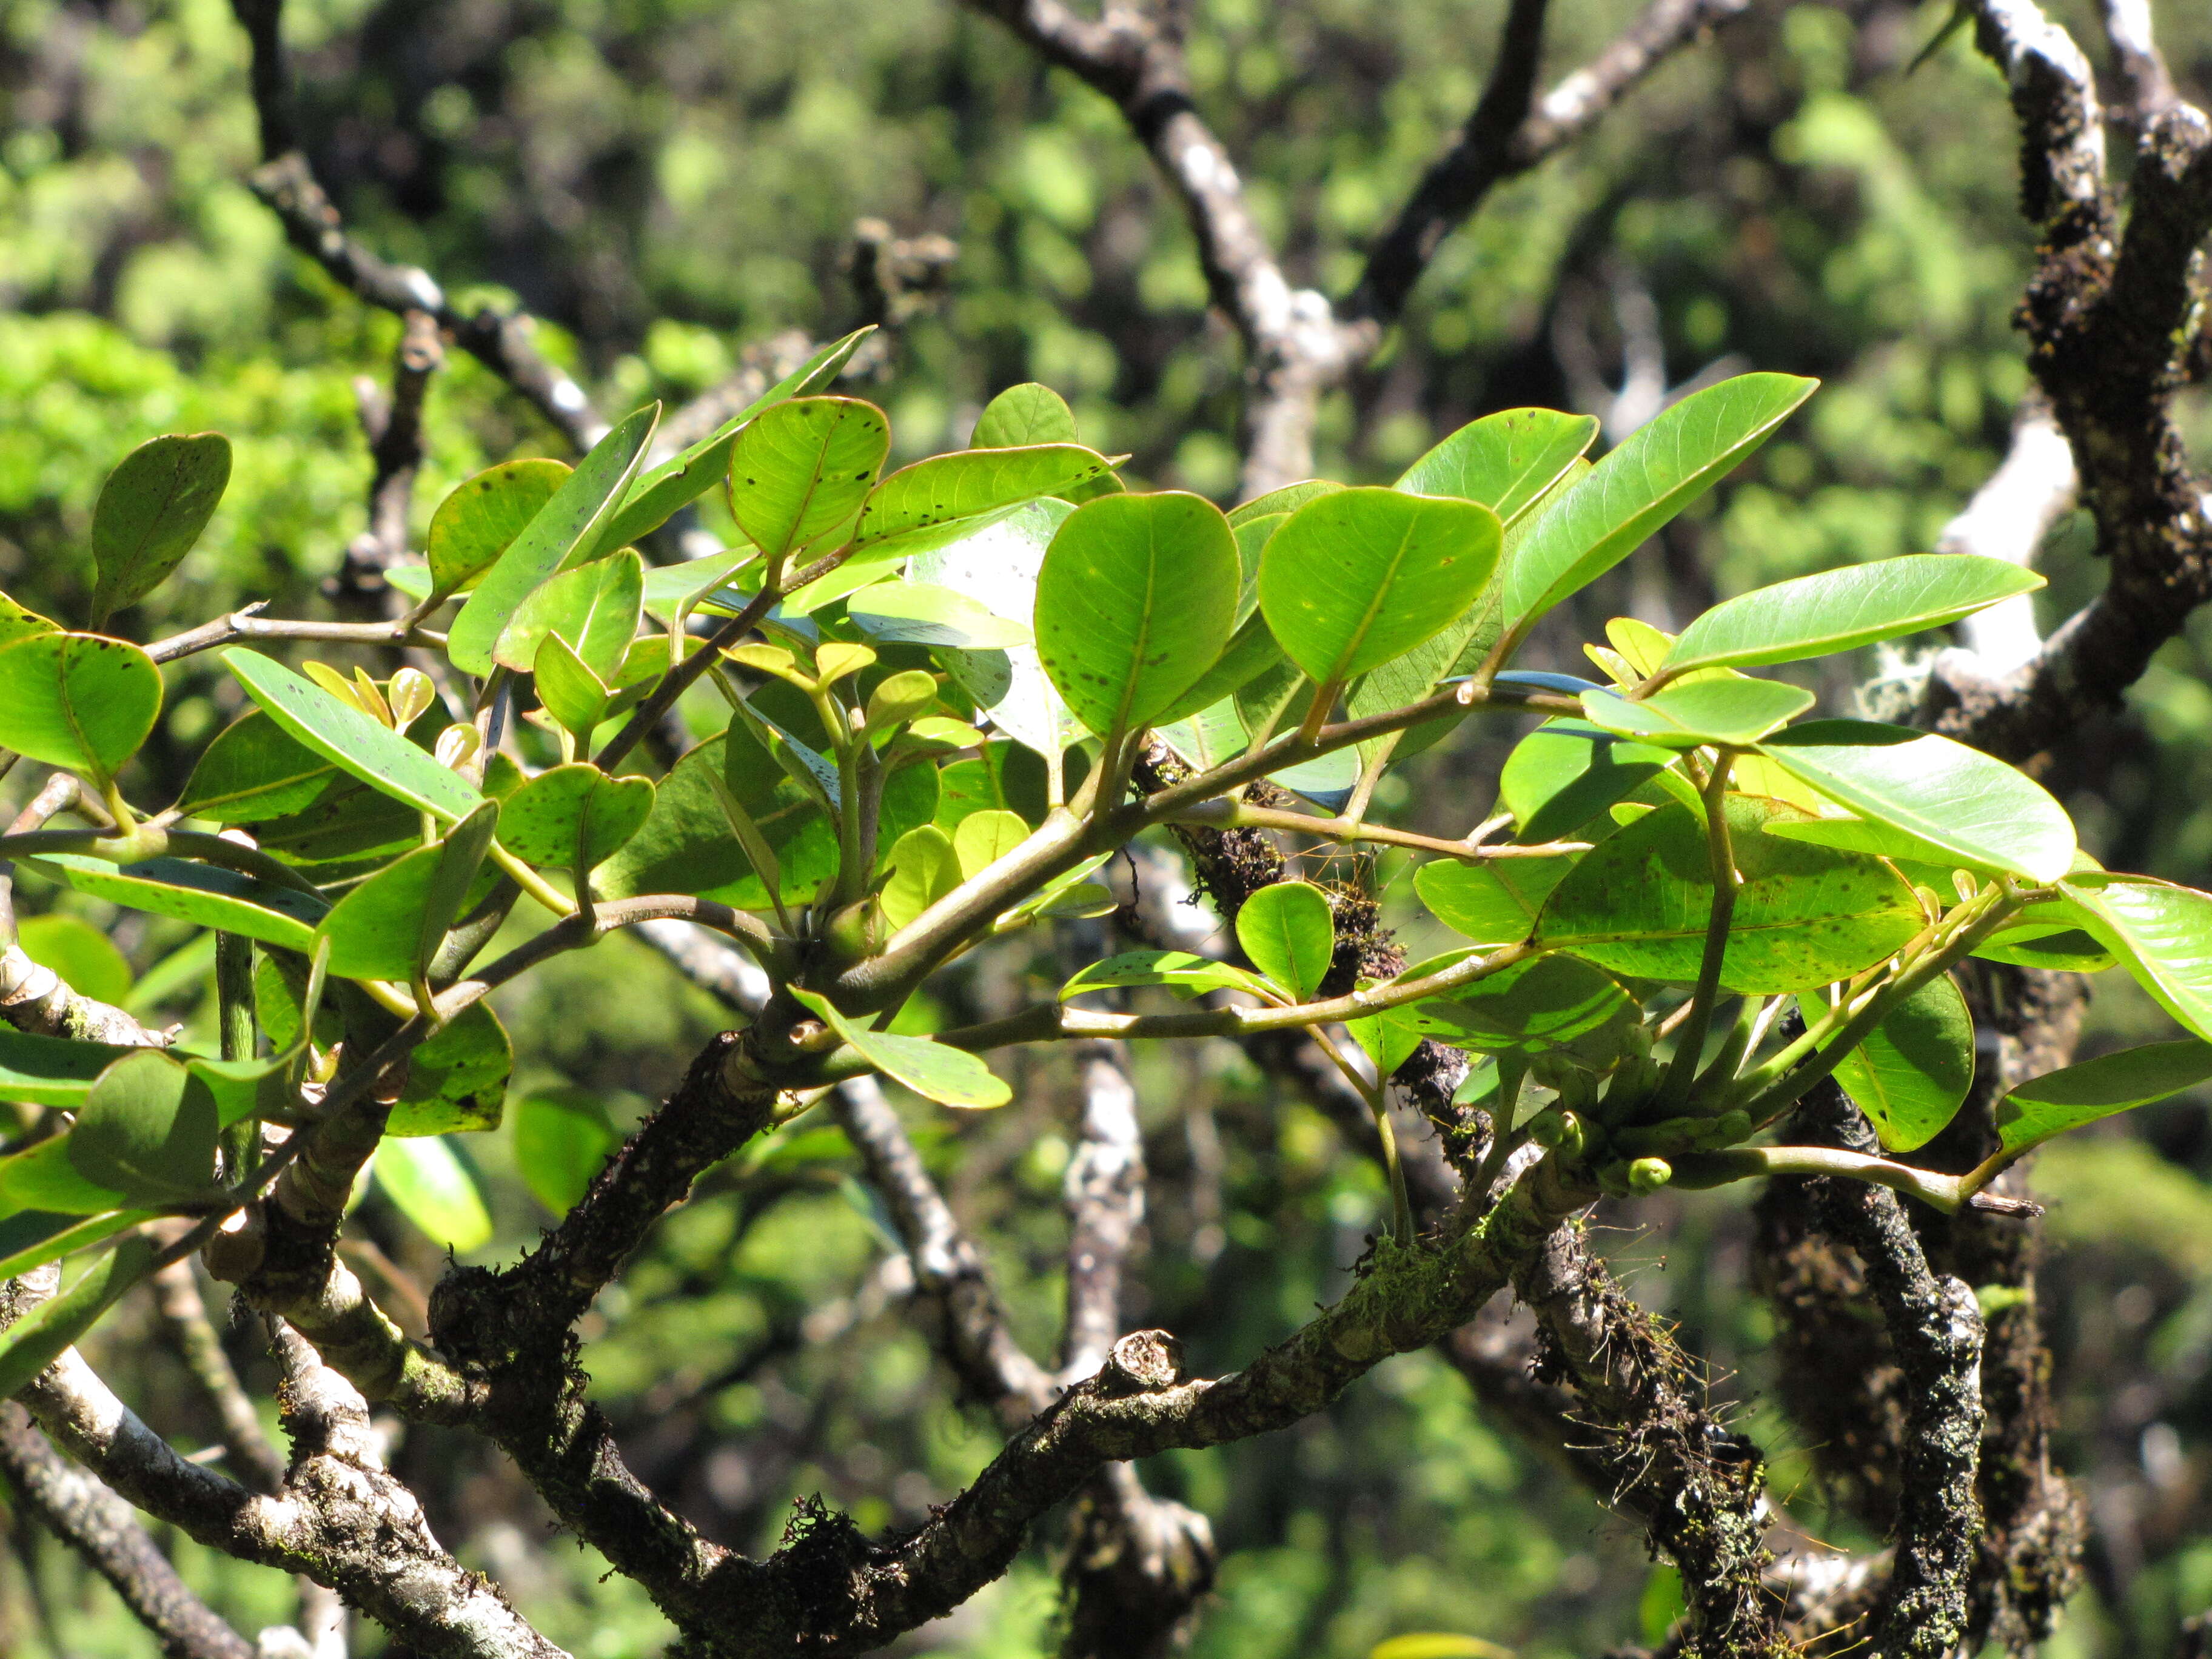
[640,547,759,626]
[374,1137,493,1252]
[35,854,324,951]
[852,443,1117,553]
[880,825,962,932]
[0,1029,138,1108]
[1971,922,2116,972]
[66,1050,221,1203]
[1036,491,1239,739]
[973,383,1078,448]
[1395,408,1599,525]
[176,710,343,823]
[1758,719,2075,882]
[1760,812,2009,878]
[952,808,1028,880]
[224,649,484,823]
[16,915,133,1008]
[0,591,59,649]
[426,459,571,598]
[0,1136,130,1216]
[498,766,654,871]
[1406,954,1635,1054]
[1236,881,1335,999]
[318,802,500,982]
[90,433,231,623]
[0,633,163,785]
[532,634,612,737]
[600,327,871,551]
[512,1090,620,1215]
[847,581,1032,649]
[0,1236,158,1400]
[1503,374,1817,634]
[1580,676,1814,749]
[1060,951,1270,1002]
[494,549,643,675]
[726,395,890,563]
[1798,975,1974,1152]
[1416,857,1575,945]
[1538,795,1922,992]
[1500,720,1677,843]
[388,1005,511,1135]
[1661,555,2045,679]
[790,988,1010,1108]
[2060,876,2212,1042]
[1229,480,1344,526]
[1259,488,1501,688]
[1992,1038,2212,1160]
[0,1211,152,1285]
[448,403,659,675]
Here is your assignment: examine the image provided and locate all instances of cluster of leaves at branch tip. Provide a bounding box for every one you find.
[8,356,2212,1378]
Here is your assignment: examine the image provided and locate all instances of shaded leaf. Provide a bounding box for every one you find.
[16,915,133,1007]
[1407,954,1635,1053]
[0,1236,159,1399]
[1992,1038,2212,1159]
[176,710,343,823]
[90,434,231,623]
[1500,720,1677,843]
[848,581,1033,649]
[374,1137,492,1251]
[35,855,324,952]
[66,1050,220,1203]
[388,1005,511,1136]
[1799,974,1974,1151]
[512,1090,620,1215]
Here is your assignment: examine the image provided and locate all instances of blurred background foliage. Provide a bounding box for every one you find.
[5,0,2212,1655]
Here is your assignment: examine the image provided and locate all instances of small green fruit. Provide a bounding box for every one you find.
[1627,1156,1674,1194]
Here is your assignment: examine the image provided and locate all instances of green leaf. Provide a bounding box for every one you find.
[498,766,654,871]
[1158,611,1287,727]
[1499,720,1677,843]
[66,1051,221,1204]
[448,403,659,675]
[388,1004,511,1135]
[0,1211,153,1285]
[1346,1000,1427,1076]
[1395,408,1599,525]
[1236,881,1335,999]
[847,581,1033,649]
[853,443,1118,553]
[224,649,485,823]
[640,547,759,626]
[1580,676,1815,749]
[600,327,871,551]
[426,459,571,598]
[1661,555,2045,679]
[951,808,1028,880]
[512,1090,621,1215]
[374,1137,493,1251]
[1416,857,1575,945]
[1538,795,1923,992]
[494,549,643,676]
[16,915,133,1008]
[973,383,1078,448]
[0,591,59,649]
[2059,876,2212,1042]
[532,634,612,737]
[880,825,962,932]
[0,1235,159,1400]
[1229,480,1344,526]
[1503,374,1818,634]
[1369,1635,1513,1659]
[1971,920,2115,972]
[1760,812,2019,879]
[1992,1038,2212,1160]
[1758,719,2076,883]
[0,1136,131,1216]
[0,633,163,785]
[1036,491,1239,739]
[0,1029,139,1108]
[176,710,344,823]
[1259,488,1501,688]
[1405,954,1635,1054]
[1060,950,1270,1002]
[90,433,232,623]
[726,395,891,562]
[318,802,500,983]
[1799,975,1974,1152]
[789,988,1010,1108]
[35,855,325,951]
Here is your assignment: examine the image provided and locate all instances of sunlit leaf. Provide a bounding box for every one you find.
[1395,407,1598,525]
[374,1137,493,1251]
[90,433,231,623]
[790,988,1010,1108]
[1236,881,1335,1000]
[0,633,162,785]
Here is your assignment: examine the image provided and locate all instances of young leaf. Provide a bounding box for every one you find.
[789,988,1011,1108]
[726,396,891,562]
[846,581,1033,649]
[1416,858,1575,945]
[1235,881,1335,1000]
[16,916,133,1008]
[1538,795,1923,992]
[387,1005,511,1135]
[494,549,645,675]
[1991,1038,2212,1161]
[0,1235,159,1401]
[952,808,1028,880]
[497,765,655,870]
[66,1050,221,1204]
[426,459,572,598]
[374,1136,494,1252]
[1499,720,1677,843]
[0,633,163,785]
[1060,951,1270,1002]
[1395,408,1599,525]
[1757,719,2076,883]
[1580,675,1815,749]
[2059,876,2212,1042]
[973,383,1078,448]
[35,855,325,952]
[177,710,344,823]
[1259,488,1502,688]
[1660,555,2045,679]
[224,648,485,823]
[1036,492,1239,740]
[90,433,232,624]
[1502,374,1818,635]
[512,1090,621,1215]
[880,825,962,932]
[1798,975,1974,1152]
[448,403,659,675]
[1407,954,1635,1053]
